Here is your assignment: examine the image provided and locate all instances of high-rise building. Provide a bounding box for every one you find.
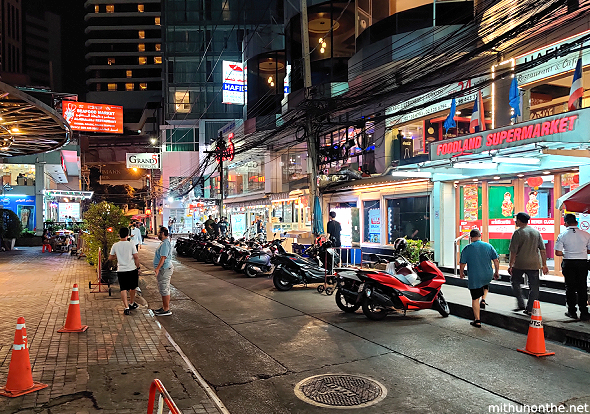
[24,11,62,90]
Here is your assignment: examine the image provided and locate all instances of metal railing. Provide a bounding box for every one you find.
[147,379,181,414]
[453,233,471,276]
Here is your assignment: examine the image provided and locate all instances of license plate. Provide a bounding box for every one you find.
[357,283,365,293]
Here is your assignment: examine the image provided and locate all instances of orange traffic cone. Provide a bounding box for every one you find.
[58,284,88,333]
[517,300,555,357]
[0,317,48,397]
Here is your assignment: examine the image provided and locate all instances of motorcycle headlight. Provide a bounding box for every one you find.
[365,287,372,297]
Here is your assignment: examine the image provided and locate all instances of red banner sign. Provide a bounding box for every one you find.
[62,101,123,134]
[460,220,482,234]
[488,218,554,240]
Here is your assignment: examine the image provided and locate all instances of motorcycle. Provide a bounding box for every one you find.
[243,239,285,278]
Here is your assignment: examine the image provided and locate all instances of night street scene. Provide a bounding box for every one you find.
[3,0,590,413]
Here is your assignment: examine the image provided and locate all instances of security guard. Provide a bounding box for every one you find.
[555,213,590,320]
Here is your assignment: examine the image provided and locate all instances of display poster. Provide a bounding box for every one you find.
[462,184,479,221]
[368,208,381,243]
[332,208,352,248]
[488,218,554,240]
[222,61,246,105]
[58,203,81,222]
[231,213,246,237]
[0,195,36,231]
[62,101,123,134]
[459,220,482,234]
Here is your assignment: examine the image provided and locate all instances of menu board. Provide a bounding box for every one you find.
[463,185,479,221]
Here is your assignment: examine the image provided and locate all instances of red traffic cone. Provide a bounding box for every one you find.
[517,300,555,357]
[58,284,88,333]
[0,317,48,397]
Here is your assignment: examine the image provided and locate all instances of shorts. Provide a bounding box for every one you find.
[118,269,139,291]
[157,265,174,296]
[469,285,489,300]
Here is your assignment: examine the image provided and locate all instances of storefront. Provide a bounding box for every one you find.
[225,200,270,238]
[167,197,220,234]
[270,191,311,236]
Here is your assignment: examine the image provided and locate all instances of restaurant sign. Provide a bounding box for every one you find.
[430,109,587,161]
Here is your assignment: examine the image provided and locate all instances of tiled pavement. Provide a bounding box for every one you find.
[0,247,223,414]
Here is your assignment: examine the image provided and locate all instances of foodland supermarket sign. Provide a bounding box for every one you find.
[430,109,587,161]
[126,153,160,169]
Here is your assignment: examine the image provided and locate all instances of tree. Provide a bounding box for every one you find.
[83,201,129,268]
[0,209,23,249]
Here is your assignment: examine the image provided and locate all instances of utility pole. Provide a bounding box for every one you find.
[300,0,320,235]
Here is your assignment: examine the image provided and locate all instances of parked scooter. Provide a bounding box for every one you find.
[243,238,286,277]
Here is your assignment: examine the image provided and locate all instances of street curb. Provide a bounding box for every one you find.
[449,302,590,351]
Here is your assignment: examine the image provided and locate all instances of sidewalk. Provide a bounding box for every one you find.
[0,247,223,414]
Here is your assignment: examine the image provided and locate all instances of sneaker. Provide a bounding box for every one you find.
[152,307,164,314]
[135,287,142,294]
[128,302,139,310]
[124,308,130,315]
[154,309,172,316]
[565,311,579,319]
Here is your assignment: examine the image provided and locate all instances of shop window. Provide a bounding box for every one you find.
[125,83,134,91]
[94,4,99,13]
[138,30,145,39]
[138,43,146,52]
[138,56,147,65]
[96,83,101,91]
[139,83,147,90]
[138,4,144,12]
[154,56,162,64]
[106,4,114,13]
[107,57,115,65]
[363,200,380,243]
[174,91,191,113]
[487,184,515,256]
[155,16,160,25]
[108,83,117,91]
[126,70,132,78]
[387,197,430,243]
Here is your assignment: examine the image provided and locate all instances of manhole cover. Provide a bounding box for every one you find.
[294,374,387,409]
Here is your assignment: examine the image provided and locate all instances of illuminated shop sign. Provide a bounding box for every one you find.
[222,61,246,105]
[126,153,160,169]
[62,101,123,134]
[430,110,584,161]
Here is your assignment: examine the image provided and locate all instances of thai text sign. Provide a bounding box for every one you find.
[488,218,554,240]
[126,153,160,169]
[222,61,246,105]
[430,110,586,160]
[62,101,123,134]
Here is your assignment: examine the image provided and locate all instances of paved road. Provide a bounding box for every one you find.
[138,239,590,414]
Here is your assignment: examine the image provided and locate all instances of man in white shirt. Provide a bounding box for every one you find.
[130,222,142,251]
[555,213,590,320]
[109,227,140,315]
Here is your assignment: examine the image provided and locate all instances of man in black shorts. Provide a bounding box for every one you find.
[109,227,141,315]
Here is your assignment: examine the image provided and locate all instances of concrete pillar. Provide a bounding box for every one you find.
[493,76,513,129]
[35,163,45,235]
[433,181,456,267]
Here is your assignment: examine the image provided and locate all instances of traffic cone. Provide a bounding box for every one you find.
[58,284,88,333]
[0,317,48,397]
[517,300,555,357]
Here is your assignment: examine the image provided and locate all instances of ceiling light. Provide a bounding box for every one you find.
[472,179,478,182]
[492,156,540,165]
[64,198,69,202]
[493,176,501,180]
[390,171,431,178]
[517,174,525,177]
[572,168,579,171]
[167,197,174,202]
[542,171,551,174]
[150,138,157,145]
[11,126,19,133]
[454,162,498,169]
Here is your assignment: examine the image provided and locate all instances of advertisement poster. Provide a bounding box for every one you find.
[58,203,81,222]
[463,184,479,221]
[368,208,381,243]
[62,101,123,134]
[0,195,35,231]
[231,214,246,237]
[222,61,246,105]
[332,208,352,248]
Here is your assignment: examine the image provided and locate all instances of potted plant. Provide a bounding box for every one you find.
[82,201,129,282]
[0,209,23,250]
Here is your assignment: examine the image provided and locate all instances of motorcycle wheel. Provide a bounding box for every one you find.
[245,264,258,278]
[214,254,222,266]
[273,271,293,291]
[362,297,388,321]
[325,287,334,296]
[335,290,360,313]
[433,291,450,317]
[317,285,325,293]
[223,258,234,270]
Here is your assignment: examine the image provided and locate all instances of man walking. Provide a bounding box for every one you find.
[130,222,142,250]
[108,227,140,315]
[139,221,146,242]
[555,213,590,320]
[508,212,548,315]
[459,229,500,327]
[153,226,174,316]
[326,211,342,247]
[204,215,215,236]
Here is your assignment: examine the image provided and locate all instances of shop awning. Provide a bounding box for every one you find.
[322,175,432,194]
[556,182,590,213]
[0,82,71,156]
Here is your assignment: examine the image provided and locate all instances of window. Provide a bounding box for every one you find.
[138,30,145,39]
[138,57,147,65]
[154,56,162,64]
[387,196,430,243]
[138,4,144,12]
[96,83,101,91]
[155,43,161,51]
[155,16,160,25]
[108,83,117,91]
[125,83,134,91]
[126,70,132,78]
[94,4,99,13]
[138,43,146,52]
[139,83,147,90]
[363,200,381,243]
[174,91,191,113]
[107,57,115,65]
[106,4,114,13]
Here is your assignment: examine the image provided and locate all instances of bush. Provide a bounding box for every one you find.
[405,239,433,263]
[0,209,23,240]
[82,202,129,268]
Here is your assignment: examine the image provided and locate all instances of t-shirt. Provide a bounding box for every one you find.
[459,240,498,289]
[555,226,590,259]
[509,226,545,270]
[139,225,146,236]
[110,241,138,272]
[327,220,341,246]
[130,227,142,245]
[154,238,172,269]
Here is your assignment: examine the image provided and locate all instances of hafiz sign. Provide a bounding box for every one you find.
[430,109,585,161]
[222,61,246,105]
[126,153,160,169]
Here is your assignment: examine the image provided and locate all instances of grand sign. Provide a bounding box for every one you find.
[126,153,160,169]
[430,109,585,161]
[62,101,123,134]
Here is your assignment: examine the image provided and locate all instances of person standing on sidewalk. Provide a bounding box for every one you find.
[153,226,174,316]
[508,212,549,315]
[139,222,146,243]
[108,227,140,315]
[459,229,500,328]
[555,213,590,320]
[327,211,342,247]
[130,222,142,250]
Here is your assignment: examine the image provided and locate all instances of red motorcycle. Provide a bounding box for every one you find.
[337,239,449,321]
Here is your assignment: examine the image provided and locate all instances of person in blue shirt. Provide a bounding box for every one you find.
[459,229,500,328]
[152,226,174,316]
